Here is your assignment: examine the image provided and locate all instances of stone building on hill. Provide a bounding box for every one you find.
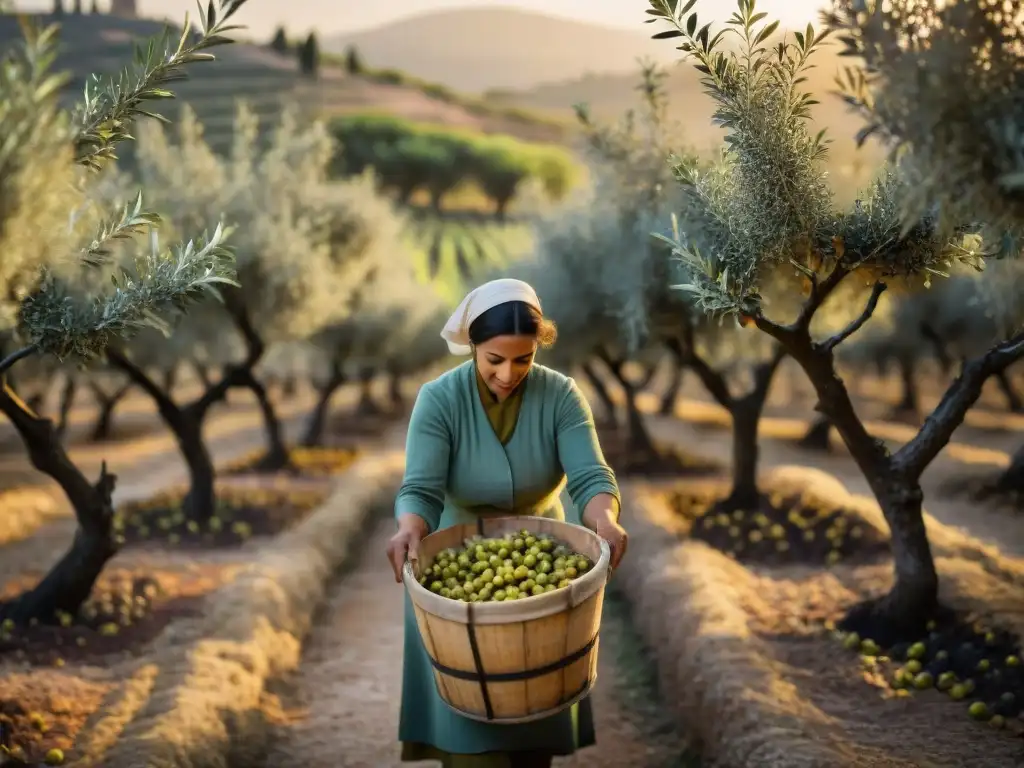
[109,0,136,16]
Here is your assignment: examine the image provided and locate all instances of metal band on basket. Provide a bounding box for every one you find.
[463,601,496,719]
[429,632,599,683]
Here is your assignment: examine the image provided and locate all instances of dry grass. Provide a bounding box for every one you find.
[0,670,114,764]
[0,562,238,766]
[618,468,1024,767]
[220,446,360,478]
[94,447,407,768]
[0,487,64,548]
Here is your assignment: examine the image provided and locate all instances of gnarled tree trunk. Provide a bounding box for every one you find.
[596,350,659,462]
[106,348,247,522]
[240,370,290,470]
[54,373,77,442]
[994,370,1023,413]
[387,366,405,413]
[301,364,346,447]
[659,345,686,416]
[994,442,1024,493]
[356,366,382,416]
[225,301,291,471]
[893,354,919,415]
[675,334,785,511]
[578,360,616,428]
[87,380,133,442]
[0,382,117,623]
[798,414,832,451]
[161,362,179,394]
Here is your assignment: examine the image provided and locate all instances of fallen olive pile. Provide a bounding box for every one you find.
[669,489,890,566]
[222,446,359,477]
[0,576,162,667]
[115,486,325,548]
[417,529,591,602]
[837,615,1024,729]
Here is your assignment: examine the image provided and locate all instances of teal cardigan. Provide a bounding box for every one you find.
[395,360,620,531]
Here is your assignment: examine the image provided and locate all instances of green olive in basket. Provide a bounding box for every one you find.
[427,533,591,601]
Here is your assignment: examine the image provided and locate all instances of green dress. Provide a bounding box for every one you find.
[396,360,620,766]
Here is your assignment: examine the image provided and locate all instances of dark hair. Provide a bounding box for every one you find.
[468,300,557,348]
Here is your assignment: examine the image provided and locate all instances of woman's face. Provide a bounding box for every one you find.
[474,335,537,400]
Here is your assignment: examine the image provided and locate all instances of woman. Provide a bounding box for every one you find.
[386,278,628,768]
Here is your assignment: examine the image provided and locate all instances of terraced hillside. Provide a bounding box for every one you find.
[0,12,568,155]
[402,213,536,302]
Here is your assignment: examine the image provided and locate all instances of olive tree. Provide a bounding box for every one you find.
[303,267,447,446]
[107,104,399,505]
[534,67,689,458]
[648,0,1024,641]
[0,5,247,623]
[83,367,133,442]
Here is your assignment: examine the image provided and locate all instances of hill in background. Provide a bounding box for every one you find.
[324,7,675,93]
[484,39,888,199]
[0,11,570,158]
[1,7,885,198]
[320,7,884,195]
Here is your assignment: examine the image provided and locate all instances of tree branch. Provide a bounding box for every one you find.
[0,379,116,538]
[104,348,180,423]
[668,335,732,408]
[919,320,954,374]
[895,330,1024,480]
[821,281,887,352]
[0,345,38,377]
[191,294,266,418]
[751,344,787,401]
[796,263,850,330]
[754,263,853,353]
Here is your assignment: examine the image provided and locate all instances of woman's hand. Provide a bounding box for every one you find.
[594,516,628,571]
[582,496,628,571]
[387,513,429,583]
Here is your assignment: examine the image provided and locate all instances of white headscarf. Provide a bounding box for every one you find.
[440,278,542,355]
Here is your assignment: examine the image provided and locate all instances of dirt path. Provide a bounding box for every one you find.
[263,521,697,768]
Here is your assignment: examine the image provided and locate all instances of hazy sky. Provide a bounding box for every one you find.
[15,0,827,38]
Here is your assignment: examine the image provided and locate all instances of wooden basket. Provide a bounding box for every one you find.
[403,516,610,724]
